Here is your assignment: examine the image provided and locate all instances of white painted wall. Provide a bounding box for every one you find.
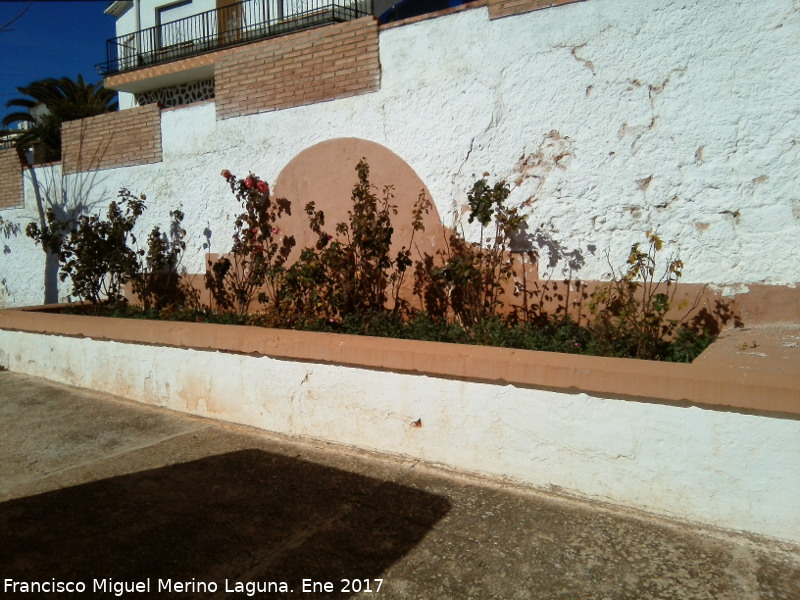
[1,328,797,544]
[112,0,217,108]
[2,0,799,306]
[114,0,218,35]
[1,165,65,307]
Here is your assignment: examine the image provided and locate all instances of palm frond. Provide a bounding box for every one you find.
[1,75,117,164]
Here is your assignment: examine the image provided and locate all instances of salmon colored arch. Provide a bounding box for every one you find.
[272,138,445,264]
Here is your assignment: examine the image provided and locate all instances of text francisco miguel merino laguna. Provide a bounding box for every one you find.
[3,578,381,596]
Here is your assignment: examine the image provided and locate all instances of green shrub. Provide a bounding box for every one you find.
[26,189,195,314]
[26,189,146,310]
[274,159,421,325]
[34,165,717,363]
[131,209,197,312]
[587,230,706,360]
[413,177,523,325]
[206,170,295,314]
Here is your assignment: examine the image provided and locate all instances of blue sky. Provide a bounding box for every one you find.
[0,1,116,123]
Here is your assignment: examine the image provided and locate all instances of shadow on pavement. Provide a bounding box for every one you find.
[0,449,451,599]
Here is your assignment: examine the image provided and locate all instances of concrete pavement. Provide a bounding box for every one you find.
[0,369,798,600]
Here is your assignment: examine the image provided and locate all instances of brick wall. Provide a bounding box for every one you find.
[0,148,24,210]
[488,0,585,20]
[61,105,162,174]
[215,17,380,120]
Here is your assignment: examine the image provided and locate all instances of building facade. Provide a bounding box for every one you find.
[0,0,798,316]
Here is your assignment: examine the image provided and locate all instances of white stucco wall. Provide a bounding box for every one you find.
[1,328,798,544]
[0,206,42,308]
[2,0,799,306]
[114,0,218,35]
[1,165,65,307]
[112,0,218,109]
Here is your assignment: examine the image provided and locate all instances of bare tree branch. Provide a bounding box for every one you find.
[0,2,32,35]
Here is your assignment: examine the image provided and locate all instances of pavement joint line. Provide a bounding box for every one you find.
[0,423,215,496]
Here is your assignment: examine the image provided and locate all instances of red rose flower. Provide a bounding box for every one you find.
[244,177,254,189]
[220,169,232,179]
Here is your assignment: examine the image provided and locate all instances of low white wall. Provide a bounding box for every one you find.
[2,328,797,545]
[2,0,799,307]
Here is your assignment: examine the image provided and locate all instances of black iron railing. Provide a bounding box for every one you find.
[97,0,373,77]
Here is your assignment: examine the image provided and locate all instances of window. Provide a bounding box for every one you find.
[158,0,195,47]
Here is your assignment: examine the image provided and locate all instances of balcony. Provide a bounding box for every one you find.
[97,0,373,77]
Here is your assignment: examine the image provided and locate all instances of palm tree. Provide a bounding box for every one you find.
[1,75,118,164]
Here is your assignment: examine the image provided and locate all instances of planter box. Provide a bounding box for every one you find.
[1,306,798,545]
